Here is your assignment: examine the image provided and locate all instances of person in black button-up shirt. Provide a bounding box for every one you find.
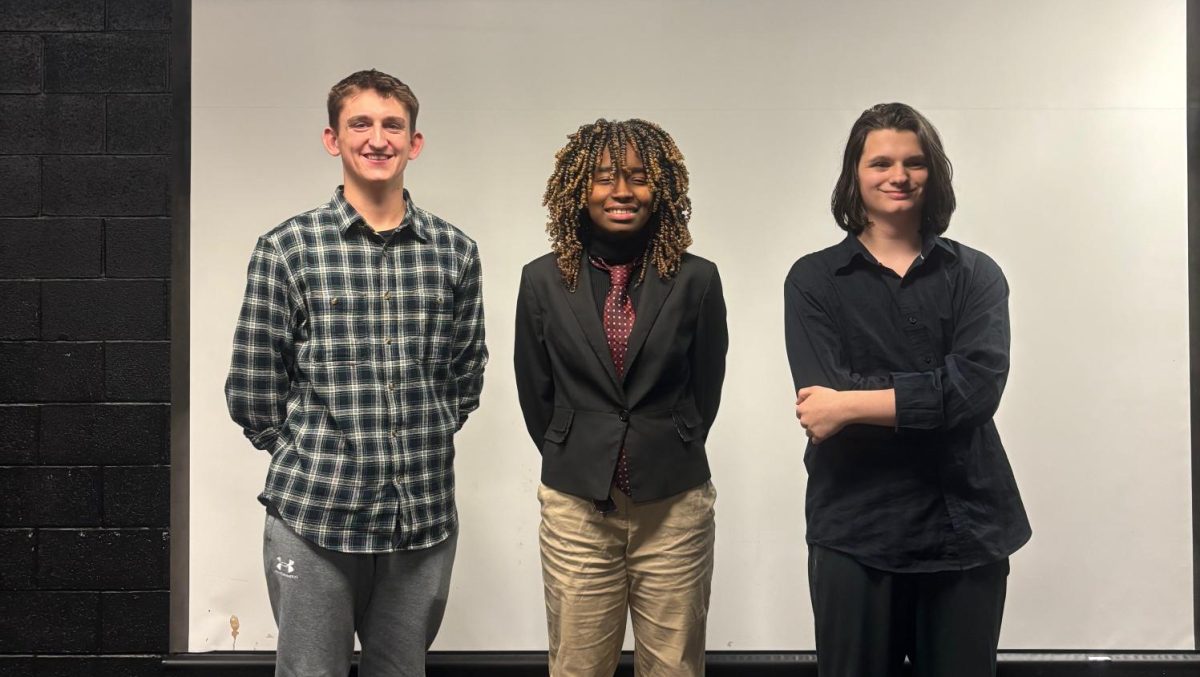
[785,103,1030,677]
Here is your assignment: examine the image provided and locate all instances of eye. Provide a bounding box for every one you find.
[594,175,614,185]
[630,176,648,185]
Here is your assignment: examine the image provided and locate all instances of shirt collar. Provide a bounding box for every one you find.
[329,186,426,240]
[833,231,956,274]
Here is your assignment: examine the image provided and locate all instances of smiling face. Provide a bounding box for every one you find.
[586,143,654,238]
[856,128,928,227]
[321,87,423,190]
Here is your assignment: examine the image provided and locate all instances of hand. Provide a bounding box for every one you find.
[795,386,849,444]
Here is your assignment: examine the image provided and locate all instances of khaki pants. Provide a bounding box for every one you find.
[538,481,717,677]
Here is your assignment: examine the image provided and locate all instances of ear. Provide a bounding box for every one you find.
[321,126,340,157]
[407,130,425,160]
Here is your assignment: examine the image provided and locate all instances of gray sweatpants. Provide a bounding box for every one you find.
[263,511,457,677]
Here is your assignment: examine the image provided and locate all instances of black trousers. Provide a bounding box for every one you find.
[809,545,1009,677]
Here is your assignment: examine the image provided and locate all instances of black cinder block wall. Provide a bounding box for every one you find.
[0,1,174,675]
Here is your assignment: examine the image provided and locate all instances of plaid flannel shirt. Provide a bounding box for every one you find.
[226,187,487,553]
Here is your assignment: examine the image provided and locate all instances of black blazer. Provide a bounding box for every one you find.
[514,251,728,501]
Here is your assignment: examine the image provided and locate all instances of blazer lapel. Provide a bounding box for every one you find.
[623,260,676,384]
[561,253,622,393]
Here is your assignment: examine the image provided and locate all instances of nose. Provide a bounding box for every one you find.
[888,165,910,185]
[369,124,386,147]
[612,172,633,198]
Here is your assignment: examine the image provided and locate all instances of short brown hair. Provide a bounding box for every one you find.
[326,69,419,130]
[831,103,955,235]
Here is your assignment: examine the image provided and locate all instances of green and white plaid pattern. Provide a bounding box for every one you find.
[226,188,487,552]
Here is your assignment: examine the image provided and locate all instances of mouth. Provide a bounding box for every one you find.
[882,190,913,200]
[603,206,641,222]
[363,153,394,162]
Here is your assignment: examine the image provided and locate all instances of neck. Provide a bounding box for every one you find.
[857,215,922,259]
[586,229,649,265]
[343,178,407,231]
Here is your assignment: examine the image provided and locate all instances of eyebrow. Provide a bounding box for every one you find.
[866,153,925,161]
[346,115,407,127]
[593,165,648,173]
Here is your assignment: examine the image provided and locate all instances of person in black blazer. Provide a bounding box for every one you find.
[514,119,728,676]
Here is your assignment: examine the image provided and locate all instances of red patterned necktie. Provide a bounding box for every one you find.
[591,256,638,497]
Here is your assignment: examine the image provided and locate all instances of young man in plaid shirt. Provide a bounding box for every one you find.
[226,69,487,676]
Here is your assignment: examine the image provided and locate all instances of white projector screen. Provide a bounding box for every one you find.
[188,0,1193,652]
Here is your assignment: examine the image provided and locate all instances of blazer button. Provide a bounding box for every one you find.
[618,410,630,422]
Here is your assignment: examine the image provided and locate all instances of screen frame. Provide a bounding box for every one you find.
[167,0,1200,665]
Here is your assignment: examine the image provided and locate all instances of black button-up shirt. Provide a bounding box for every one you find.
[784,233,1030,572]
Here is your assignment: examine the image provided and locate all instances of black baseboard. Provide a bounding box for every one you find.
[164,650,1200,676]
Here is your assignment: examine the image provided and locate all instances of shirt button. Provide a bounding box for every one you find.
[384,338,392,345]
[391,429,400,437]
[908,316,918,325]
[618,410,630,422]
[923,356,933,365]
[330,297,339,306]
[383,291,392,300]
[387,382,396,391]
[436,296,444,305]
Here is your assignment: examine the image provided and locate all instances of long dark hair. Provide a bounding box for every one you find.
[831,103,955,235]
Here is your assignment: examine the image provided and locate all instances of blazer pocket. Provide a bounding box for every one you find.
[543,408,575,444]
[672,408,702,442]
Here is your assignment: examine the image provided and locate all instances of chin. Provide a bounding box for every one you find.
[361,173,400,185]
[598,225,646,238]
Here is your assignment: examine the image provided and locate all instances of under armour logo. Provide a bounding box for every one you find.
[275,557,295,574]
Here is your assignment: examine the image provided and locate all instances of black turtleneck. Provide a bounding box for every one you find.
[584,225,650,314]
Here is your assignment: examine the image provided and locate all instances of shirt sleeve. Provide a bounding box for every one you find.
[892,254,1010,431]
[513,267,555,450]
[784,261,893,393]
[451,240,488,429]
[225,236,295,451]
[690,264,728,439]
